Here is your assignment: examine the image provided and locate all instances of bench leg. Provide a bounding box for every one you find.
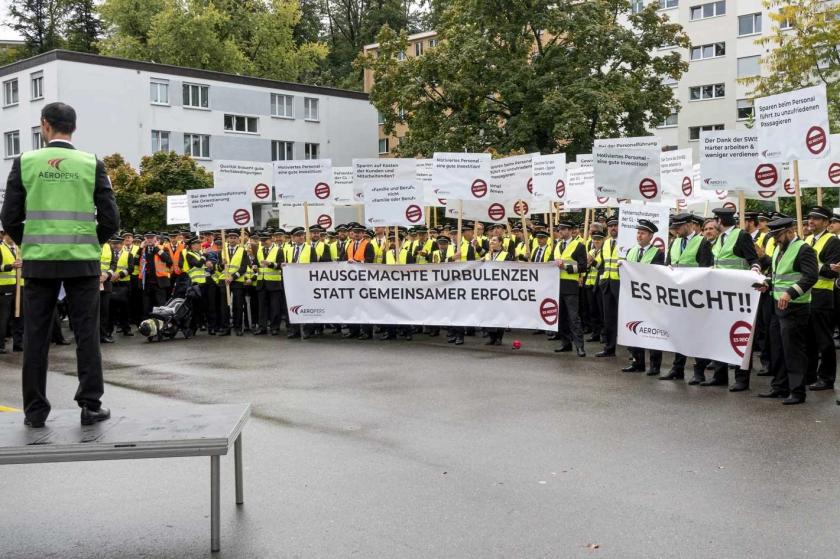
[235,433,244,505]
[211,455,221,552]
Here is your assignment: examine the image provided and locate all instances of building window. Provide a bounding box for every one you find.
[304,97,319,121]
[737,56,761,77]
[271,140,294,161]
[224,114,258,134]
[779,16,793,30]
[414,42,424,56]
[377,111,385,125]
[737,99,754,120]
[30,72,43,100]
[429,39,438,48]
[151,130,170,152]
[378,138,390,154]
[631,0,644,13]
[658,112,678,128]
[31,126,43,149]
[4,131,20,157]
[184,133,210,158]
[690,1,725,20]
[270,93,294,118]
[396,50,406,61]
[3,79,19,107]
[738,13,762,36]
[689,83,725,101]
[149,79,169,105]
[690,42,725,61]
[304,143,319,160]
[689,124,724,141]
[182,83,209,109]
[659,0,678,8]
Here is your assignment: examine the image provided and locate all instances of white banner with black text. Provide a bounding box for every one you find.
[283,261,561,330]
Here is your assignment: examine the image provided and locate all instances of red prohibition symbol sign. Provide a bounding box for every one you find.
[471,179,488,198]
[540,298,559,326]
[828,163,840,185]
[754,164,778,188]
[639,178,658,199]
[784,179,795,196]
[596,196,610,205]
[806,125,827,155]
[405,204,422,223]
[651,236,666,251]
[233,208,251,226]
[526,178,534,195]
[681,176,693,197]
[487,203,506,221]
[253,183,270,199]
[729,320,752,358]
[317,214,333,229]
[314,182,331,200]
[555,179,566,198]
[514,200,530,217]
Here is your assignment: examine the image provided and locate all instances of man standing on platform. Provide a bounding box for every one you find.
[1,102,119,427]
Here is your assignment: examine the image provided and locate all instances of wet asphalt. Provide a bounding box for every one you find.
[1,327,839,558]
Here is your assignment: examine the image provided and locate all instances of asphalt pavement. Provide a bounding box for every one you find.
[1,328,839,558]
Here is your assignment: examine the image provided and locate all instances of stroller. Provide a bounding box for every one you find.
[138,284,201,342]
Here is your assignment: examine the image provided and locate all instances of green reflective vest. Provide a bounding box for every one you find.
[182,250,206,284]
[714,228,748,269]
[20,147,100,262]
[674,235,703,268]
[0,244,16,286]
[805,233,834,291]
[772,239,811,304]
[626,245,659,264]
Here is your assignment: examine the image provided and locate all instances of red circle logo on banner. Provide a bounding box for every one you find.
[597,196,610,205]
[828,162,840,185]
[233,208,251,226]
[253,183,270,199]
[514,200,529,216]
[716,190,727,200]
[729,320,752,358]
[405,204,422,223]
[487,203,506,221]
[681,176,693,197]
[757,189,775,199]
[652,236,665,251]
[314,182,331,200]
[471,179,488,198]
[639,178,658,199]
[317,214,332,229]
[526,178,533,195]
[555,179,566,198]
[723,201,737,210]
[806,125,827,155]
[754,164,778,188]
[539,298,559,326]
[784,178,795,195]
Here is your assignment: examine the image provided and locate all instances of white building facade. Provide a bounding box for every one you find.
[0,50,378,224]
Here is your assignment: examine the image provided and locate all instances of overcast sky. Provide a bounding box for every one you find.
[0,0,19,40]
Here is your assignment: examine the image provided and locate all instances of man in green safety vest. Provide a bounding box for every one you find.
[1,102,119,428]
[756,217,818,405]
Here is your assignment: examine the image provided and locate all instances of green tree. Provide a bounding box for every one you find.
[103,152,213,232]
[357,0,688,158]
[63,0,102,53]
[741,0,840,131]
[6,0,66,56]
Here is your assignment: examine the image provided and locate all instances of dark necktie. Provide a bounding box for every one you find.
[293,245,300,263]
[561,241,567,253]
[637,248,643,262]
[681,237,687,251]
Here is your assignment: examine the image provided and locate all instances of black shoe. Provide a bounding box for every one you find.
[379,334,396,341]
[208,330,216,336]
[428,331,439,338]
[80,406,110,426]
[253,329,267,336]
[24,417,45,428]
[646,367,660,376]
[342,332,354,339]
[782,396,805,405]
[270,330,280,336]
[687,376,704,385]
[808,380,834,391]
[729,383,749,392]
[756,367,771,377]
[447,336,456,344]
[546,334,560,341]
[301,332,311,339]
[758,390,789,398]
[554,345,572,353]
[358,334,372,340]
[585,335,601,343]
[485,339,496,346]
[0,347,6,354]
[576,347,586,357]
[699,379,727,386]
[622,364,645,373]
[100,337,114,344]
[404,334,413,341]
[532,330,545,335]
[287,332,300,339]
[235,330,244,337]
[659,370,684,381]
[454,337,464,345]
[595,350,615,358]
[218,329,231,336]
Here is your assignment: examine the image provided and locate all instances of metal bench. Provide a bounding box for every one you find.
[0,403,250,553]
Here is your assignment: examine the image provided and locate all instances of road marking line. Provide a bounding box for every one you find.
[0,405,21,412]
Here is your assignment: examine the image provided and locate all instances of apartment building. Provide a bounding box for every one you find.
[0,50,378,224]
[364,0,793,158]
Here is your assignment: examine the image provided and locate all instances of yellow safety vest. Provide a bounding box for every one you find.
[115,249,131,282]
[805,232,835,291]
[600,237,619,282]
[0,244,16,286]
[262,245,282,282]
[100,243,112,273]
[182,250,206,284]
[226,246,247,283]
[554,237,583,281]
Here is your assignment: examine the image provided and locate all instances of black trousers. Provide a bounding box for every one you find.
[231,286,245,331]
[807,306,836,385]
[258,288,283,331]
[204,282,220,331]
[110,284,131,333]
[558,290,583,348]
[755,292,773,367]
[99,290,111,339]
[600,280,619,352]
[23,276,103,421]
[143,283,167,318]
[770,307,810,398]
[0,289,22,349]
[129,276,143,325]
[630,348,662,370]
[487,327,504,343]
[584,286,602,337]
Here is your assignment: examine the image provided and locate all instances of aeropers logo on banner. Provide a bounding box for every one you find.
[625,320,670,341]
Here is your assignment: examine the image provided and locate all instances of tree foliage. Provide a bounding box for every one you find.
[6,0,66,55]
[741,0,840,131]
[357,0,688,158]
[103,151,213,233]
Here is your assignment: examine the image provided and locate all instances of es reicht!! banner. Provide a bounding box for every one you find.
[617,262,764,368]
[283,261,561,330]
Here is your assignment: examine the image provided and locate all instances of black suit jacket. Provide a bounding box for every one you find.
[1,140,120,278]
